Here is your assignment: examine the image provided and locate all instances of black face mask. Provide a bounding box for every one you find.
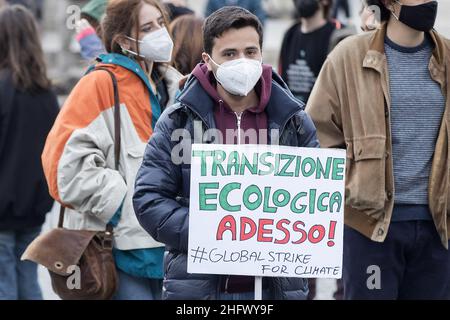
[394,0,438,32]
[295,0,320,18]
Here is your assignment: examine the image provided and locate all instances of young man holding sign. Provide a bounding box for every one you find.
[133,6,320,300]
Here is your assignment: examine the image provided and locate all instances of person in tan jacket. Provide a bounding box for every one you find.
[307,0,450,299]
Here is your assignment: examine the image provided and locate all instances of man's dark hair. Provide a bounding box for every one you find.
[203,6,264,54]
[365,0,391,22]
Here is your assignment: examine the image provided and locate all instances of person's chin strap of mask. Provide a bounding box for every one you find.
[121,41,145,59]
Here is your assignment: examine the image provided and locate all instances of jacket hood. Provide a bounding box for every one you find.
[178,63,305,130]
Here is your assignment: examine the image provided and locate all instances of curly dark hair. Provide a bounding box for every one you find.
[203,6,263,55]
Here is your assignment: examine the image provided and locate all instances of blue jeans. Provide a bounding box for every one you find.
[343,221,450,300]
[0,227,43,300]
[113,269,162,300]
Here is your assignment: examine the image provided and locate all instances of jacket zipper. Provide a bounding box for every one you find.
[218,99,244,145]
[180,80,302,144]
[235,111,243,145]
[182,99,297,145]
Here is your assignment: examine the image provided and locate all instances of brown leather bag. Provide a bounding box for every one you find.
[22,67,122,300]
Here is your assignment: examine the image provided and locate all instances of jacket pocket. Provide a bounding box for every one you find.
[345,137,386,210]
[123,143,146,177]
[126,144,145,159]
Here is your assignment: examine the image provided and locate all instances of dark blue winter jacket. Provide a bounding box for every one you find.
[133,69,319,300]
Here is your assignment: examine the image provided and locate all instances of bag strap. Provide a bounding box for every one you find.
[59,67,121,232]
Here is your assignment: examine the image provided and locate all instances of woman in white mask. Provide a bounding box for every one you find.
[116,0,183,110]
[41,0,182,300]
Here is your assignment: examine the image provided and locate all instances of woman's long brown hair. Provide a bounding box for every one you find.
[0,5,51,92]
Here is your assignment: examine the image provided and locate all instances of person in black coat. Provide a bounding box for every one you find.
[0,5,59,300]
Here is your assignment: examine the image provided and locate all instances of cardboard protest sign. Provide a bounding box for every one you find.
[188,144,346,278]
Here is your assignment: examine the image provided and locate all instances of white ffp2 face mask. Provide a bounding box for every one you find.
[123,27,174,63]
[209,56,263,97]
